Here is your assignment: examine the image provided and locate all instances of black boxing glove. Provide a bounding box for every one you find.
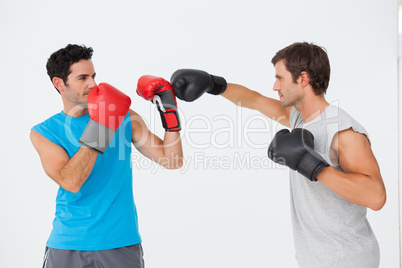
[268,128,329,181]
[170,69,227,102]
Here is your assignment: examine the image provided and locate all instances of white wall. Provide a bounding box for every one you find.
[0,0,398,267]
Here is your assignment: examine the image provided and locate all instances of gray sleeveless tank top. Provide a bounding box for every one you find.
[288,105,379,268]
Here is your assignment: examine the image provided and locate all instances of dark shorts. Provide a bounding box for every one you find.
[42,244,144,268]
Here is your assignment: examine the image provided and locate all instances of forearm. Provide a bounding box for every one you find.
[159,131,183,169]
[222,83,262,109]
[317,166,386,211]
[58,145,99,192]
[222,83,290,126]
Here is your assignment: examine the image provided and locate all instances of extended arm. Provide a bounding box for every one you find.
[222,83,292,127]
[170,69,291,127]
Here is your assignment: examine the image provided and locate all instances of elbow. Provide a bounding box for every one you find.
[365,175,387,211]
[165,160,184,170]
[160,156,183,170]
[48,171,83,193]
[62,182,82,193]
[67,188,81,194]
[369,191,386,211]
[175,159,184,169]
[58,173,83,193]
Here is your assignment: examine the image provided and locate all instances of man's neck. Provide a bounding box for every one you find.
[63,104,88,117]
[295,94,329,123]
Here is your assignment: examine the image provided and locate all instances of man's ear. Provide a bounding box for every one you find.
[299,71,310,87]
[53,77,65,92]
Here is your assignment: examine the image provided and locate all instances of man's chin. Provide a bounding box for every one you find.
[81,103,89,109]
[280,98,295,108]
[71,102,88,109]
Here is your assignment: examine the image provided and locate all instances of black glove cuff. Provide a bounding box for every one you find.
[207,75,227,95]
[310,161,330,182]
[298,152,329,182]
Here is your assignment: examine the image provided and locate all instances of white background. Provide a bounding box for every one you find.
[0,0,399,267]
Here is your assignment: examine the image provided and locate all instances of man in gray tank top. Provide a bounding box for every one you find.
[169,42,386,267]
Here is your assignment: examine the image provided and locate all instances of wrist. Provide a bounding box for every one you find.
[311,161,330,181]
[315,165,331,182]
[159,109,181,132]
[153,90,181,132]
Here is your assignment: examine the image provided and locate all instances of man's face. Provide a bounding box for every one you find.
[63,59,96,107]
[272,59,302,107]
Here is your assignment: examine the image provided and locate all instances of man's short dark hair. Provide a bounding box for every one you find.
[46,44,94,93]
[271,42,330,95]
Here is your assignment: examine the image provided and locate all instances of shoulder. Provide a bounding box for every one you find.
[129,109,146,126]
[31,112,65,144]
[327,106,368,133]
[129,109,140,118]
[30,129,67,157]
[30,129,47,146]
[336,128,370,148]
[327,105,370,144]
[32,112,67,132]
[129,109,149,135]
[330,127,370,166]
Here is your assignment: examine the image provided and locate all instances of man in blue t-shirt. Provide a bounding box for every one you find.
[30,44,183,268]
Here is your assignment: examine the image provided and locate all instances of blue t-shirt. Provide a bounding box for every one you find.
[32,111,141,250]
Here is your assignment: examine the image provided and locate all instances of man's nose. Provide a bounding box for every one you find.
[88,78,97,89]
[273,80,279,91]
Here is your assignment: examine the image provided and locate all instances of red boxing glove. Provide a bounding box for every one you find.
[79,83,131,153]
[137,75,181,132]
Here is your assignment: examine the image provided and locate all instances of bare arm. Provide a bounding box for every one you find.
[221,83,292,127]
[317,129,386,211]
[30,130,99,193]
[130,109,183,169]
